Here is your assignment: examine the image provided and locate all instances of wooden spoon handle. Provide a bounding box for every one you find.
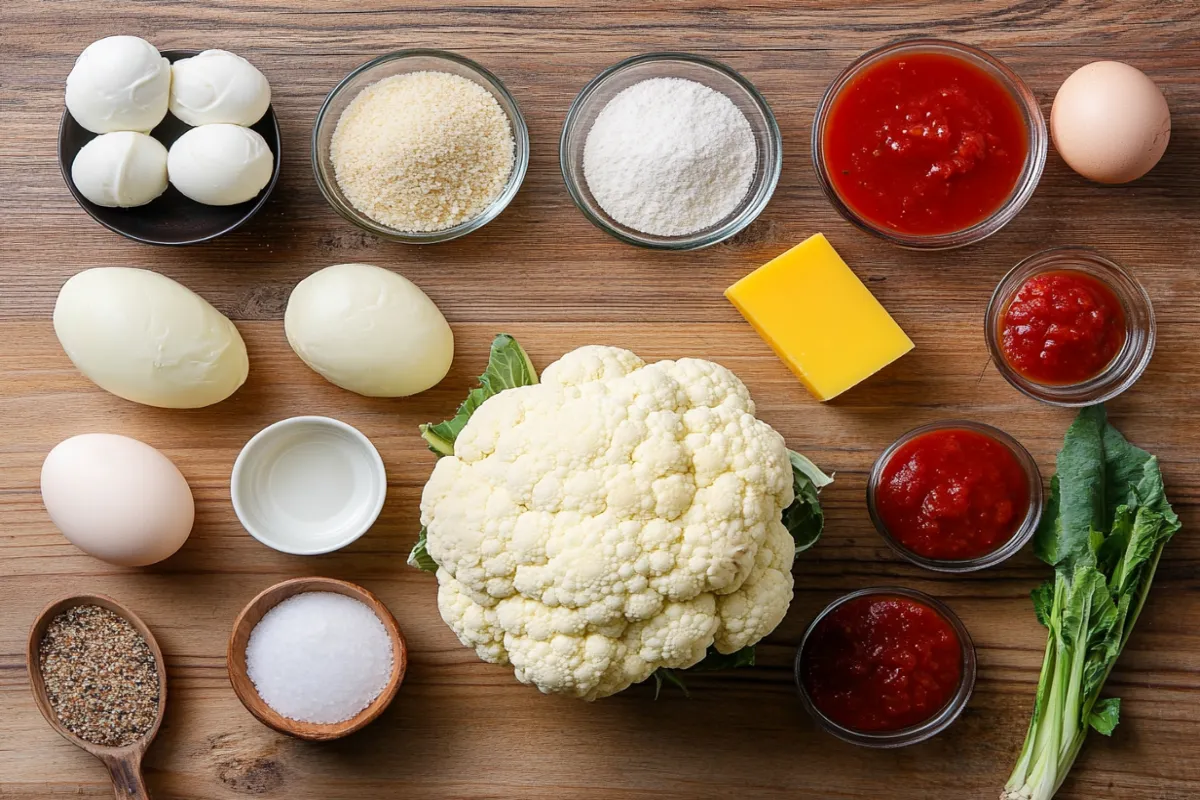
[102,754,150,800]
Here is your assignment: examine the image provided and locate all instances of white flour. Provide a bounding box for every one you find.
[583,77,757,237]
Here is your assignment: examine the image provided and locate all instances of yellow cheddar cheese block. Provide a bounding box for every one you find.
[725,233,913,401]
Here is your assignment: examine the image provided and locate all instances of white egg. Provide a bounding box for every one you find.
[54,267,249,409]
[169,49,271,127]
[167,123,273,205]
[1051,61,1171,184]
[65,35,171,134]
[71,131,168,208]
[41,433,194,567]
[285,264,454,397]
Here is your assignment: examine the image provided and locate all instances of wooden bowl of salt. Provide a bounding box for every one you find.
[227,577,406,741]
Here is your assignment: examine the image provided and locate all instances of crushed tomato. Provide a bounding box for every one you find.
[802,595,963,732]
[823,51,1028,235]
[874,428,1030,560]
[1000,270,1127,385]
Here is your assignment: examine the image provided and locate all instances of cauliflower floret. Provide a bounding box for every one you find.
[421,346,795,700]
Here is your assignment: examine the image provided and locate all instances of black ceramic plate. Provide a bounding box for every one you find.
[58,49,282,246]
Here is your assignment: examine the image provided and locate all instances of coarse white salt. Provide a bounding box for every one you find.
[245,592,393,724]
[583,77,757,237]
[330,70,515,233]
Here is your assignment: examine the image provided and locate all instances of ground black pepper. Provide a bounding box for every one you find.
[39,604,160,747]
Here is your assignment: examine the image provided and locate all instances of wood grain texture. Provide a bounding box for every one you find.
[2,1,1199,798]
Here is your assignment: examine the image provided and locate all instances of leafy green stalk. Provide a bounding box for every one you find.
[407,334,832,694]
[1008,628,1056,788]
[1003,406,1178,800]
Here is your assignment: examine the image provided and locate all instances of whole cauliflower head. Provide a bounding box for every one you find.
[420,346,796,700]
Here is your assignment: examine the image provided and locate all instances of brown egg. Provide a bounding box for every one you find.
[1051,61,1170,184]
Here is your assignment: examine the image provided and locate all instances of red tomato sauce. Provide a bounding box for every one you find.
[1000,270,1127,385]
[823,52,1028,235]
[801,595,963,732]
[874,428,1030,560]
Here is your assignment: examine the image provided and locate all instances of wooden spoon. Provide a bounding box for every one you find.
[27,594,167,800]
[227,576,407,741]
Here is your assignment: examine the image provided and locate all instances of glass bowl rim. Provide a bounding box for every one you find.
[984,247,1157,406]
[559,51,782,251]
[310,48,530,244]
[865,420,1044,573]
[810,36,1048,250]
[794,586,978,748]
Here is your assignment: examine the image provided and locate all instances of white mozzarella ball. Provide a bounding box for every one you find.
[167,123,273,205]
[65,36,171,134]
[54,267,249,409]
[169,49,271,126]
[285,263,454,397]
[71,131,168,207]
[41,434,195,567]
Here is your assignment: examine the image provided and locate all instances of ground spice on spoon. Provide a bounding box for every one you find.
[39,604,160,747]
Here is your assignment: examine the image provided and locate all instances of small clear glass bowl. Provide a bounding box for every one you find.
[560,52,782,250]
[986,248,1156,406]
[812,38,1047,250]
[866,421,1043,573]
[795,587,977,748]
[312,49,529,244]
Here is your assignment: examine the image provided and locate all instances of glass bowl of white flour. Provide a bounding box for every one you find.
[561,53,781,250]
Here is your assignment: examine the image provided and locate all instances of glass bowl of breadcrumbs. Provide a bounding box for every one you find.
[313,49,529,244]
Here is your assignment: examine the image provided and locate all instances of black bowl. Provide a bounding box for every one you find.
[58,49,281,246]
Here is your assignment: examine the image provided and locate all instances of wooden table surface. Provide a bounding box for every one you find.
[3,2,1199,798]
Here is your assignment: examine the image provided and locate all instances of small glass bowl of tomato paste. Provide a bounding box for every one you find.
[986,248,1156,406]
[867,421,1043,572]
[795,588,977,747]
[812,38,1047,249]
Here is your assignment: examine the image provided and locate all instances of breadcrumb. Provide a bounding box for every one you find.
[331,71,515,232]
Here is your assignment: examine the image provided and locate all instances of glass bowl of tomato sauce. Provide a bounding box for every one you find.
[812,38,1047,249]
[867,421,1043,572]
[795,588,977,747]
[986,248,1156,406]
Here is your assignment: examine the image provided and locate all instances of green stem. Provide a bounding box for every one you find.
[1051,729,1088,799]
[1006,635,1055,792]
[1024,643,1070,799]
[1060,602,1089,758]
[419,424,456,458]
[1121,547,1165,650]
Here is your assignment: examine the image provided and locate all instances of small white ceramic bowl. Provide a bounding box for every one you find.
[231,417,386,555]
